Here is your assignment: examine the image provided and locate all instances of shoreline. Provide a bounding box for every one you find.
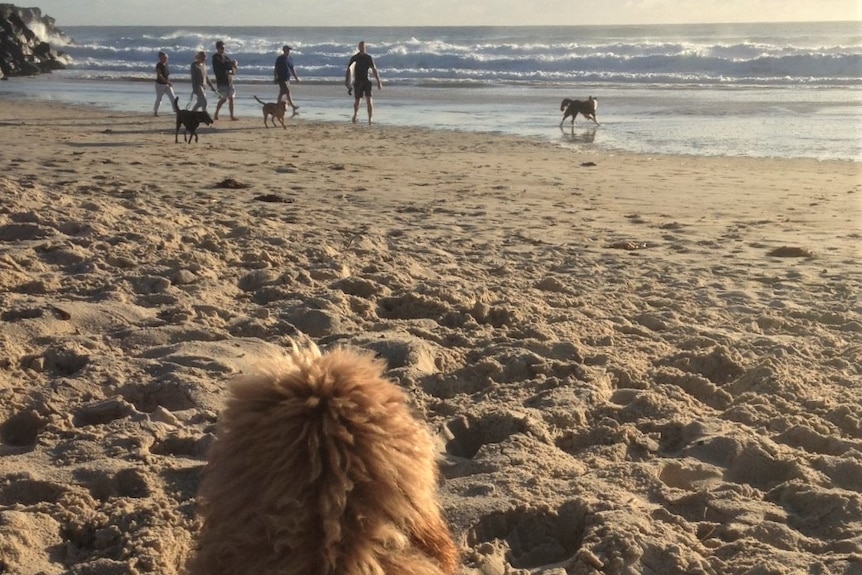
[0,92,859,162]
[3,78,860,162]
[1,97,861,575]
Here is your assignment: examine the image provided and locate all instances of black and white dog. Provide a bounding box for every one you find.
[560,96,599,127]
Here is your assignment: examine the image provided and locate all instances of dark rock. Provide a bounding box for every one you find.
[0,4,71,79]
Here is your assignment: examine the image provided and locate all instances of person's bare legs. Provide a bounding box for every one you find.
[352,97,360,123]
[228,96,236,120]
[285,87,299,111]
[214,96,226,120]
[366,97,374,124]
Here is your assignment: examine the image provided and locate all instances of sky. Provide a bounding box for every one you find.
[31,0,861,27]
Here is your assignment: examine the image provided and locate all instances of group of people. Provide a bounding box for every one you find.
[152,41,383,124]
[153,40,238,121]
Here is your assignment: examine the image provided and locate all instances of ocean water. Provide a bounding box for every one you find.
[2,22,860,161]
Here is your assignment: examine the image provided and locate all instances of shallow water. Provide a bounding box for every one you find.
[2,75,859,161]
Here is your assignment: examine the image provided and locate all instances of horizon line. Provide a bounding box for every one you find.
[55,19,861,28]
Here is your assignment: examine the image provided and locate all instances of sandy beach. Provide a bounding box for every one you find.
[0,99,860,574]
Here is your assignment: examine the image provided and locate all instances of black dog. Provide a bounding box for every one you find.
[173,97,213,143]
[560,96,599,127]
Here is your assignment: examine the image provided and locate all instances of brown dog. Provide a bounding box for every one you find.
[187,344,459,575]
[560,95,599,127]
[254,95,288,129]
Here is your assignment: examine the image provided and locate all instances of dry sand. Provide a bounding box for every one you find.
[0,100,860,575]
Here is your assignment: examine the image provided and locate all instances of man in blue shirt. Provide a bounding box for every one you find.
[274,45,300,113]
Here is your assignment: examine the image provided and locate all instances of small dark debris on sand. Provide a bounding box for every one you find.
[581,161,597,167]
[216,178,250,189]
[767,246,815,258]
[254,194,294,203]
[607,240,650,250]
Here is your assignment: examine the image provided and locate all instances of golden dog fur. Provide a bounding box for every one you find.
[254,94,289,129]
[186,344,458,575]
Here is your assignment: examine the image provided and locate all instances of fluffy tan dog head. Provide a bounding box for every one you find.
[187,344,458,575]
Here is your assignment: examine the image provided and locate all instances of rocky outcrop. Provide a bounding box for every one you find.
[0,4,70,79]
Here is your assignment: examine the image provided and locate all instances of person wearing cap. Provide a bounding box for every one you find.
[273,45,300,113]
[212,40,238,120]
[190,50,216,112]
[153,51,176,116]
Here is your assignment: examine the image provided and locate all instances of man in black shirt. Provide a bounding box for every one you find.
[345,41,382,124]
[212,40,238,121]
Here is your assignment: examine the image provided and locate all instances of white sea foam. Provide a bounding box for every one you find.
[6,22,860,161]
[54,23,861,86]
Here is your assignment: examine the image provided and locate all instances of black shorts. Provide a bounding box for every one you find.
[353,79,373,99]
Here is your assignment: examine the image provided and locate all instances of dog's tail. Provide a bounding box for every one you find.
[253,95,266,105]
[560,98,573,111]
[172,96,180,114]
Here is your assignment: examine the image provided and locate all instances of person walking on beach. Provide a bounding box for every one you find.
[346,41,382,124]
[212,40,238,120]
[190,51,216,112]
[274,45,300,113]
[153,51,176,116]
